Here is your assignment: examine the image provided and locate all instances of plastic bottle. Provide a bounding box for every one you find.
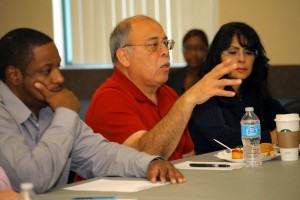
[19,182,36,200]
[241,107,262,167]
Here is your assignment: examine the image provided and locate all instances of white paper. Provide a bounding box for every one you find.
[64,178,169,192]
[174,161,244,170]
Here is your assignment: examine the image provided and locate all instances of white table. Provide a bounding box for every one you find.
[38,152,300,200]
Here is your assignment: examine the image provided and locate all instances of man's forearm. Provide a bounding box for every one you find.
[137,94,195,158]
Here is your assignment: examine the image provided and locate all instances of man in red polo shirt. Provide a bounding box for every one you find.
[75,15,241,182]
[86,68,191,161]
[87,14,241,160]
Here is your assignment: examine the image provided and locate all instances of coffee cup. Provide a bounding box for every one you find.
[274,113,300,161]
[274,113,300,132]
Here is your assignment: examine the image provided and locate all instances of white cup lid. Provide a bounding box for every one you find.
[20,182,34,190]
[245,107,254,111]
[275,113,300,121]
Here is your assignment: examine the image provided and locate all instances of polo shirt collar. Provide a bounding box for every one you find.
[113,67,161,103]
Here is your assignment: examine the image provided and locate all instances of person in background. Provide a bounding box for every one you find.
[0,167,18,200]
[166,29,209,96]
[74,15,241,181]
[0,28,186,194]
[188,22,288,154]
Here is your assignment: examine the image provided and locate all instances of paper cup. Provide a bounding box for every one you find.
[280,148,299,161]
[274,113,300,132]
[277,131,300,148]
[277,131,300,161]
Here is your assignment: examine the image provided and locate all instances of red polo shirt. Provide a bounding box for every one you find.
[85,67,194,160]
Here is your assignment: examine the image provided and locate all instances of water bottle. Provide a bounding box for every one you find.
[241,107,262,167]
[19,182,36,200]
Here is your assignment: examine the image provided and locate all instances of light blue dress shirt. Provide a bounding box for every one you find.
[0,81,157,193]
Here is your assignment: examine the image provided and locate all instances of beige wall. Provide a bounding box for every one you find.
[0,0,53,38]
[0,0,299,65]
[219,0,300,65]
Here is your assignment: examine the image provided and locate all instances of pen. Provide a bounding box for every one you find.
[71,197,117,200]
[189,163,230,168]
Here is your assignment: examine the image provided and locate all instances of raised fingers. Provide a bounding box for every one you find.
[209,59,238,79]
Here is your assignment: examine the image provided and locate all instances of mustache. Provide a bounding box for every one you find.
[161,61,170,67]
[49,84,64,92]
[161,57,170,67]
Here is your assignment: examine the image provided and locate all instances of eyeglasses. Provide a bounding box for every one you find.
[123,39,175,52]
[183,46,207,53]
[222,48,258,58]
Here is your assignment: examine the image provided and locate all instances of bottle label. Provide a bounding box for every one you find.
[241,124,261,137]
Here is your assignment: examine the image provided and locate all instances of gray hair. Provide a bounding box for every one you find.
[109,15,155,65]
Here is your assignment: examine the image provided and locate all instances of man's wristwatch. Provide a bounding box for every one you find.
[152,157,164,162]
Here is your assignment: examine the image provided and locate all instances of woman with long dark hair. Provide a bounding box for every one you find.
[189,22,287,154]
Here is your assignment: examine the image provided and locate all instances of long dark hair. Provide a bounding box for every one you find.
[202,22,271,121]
